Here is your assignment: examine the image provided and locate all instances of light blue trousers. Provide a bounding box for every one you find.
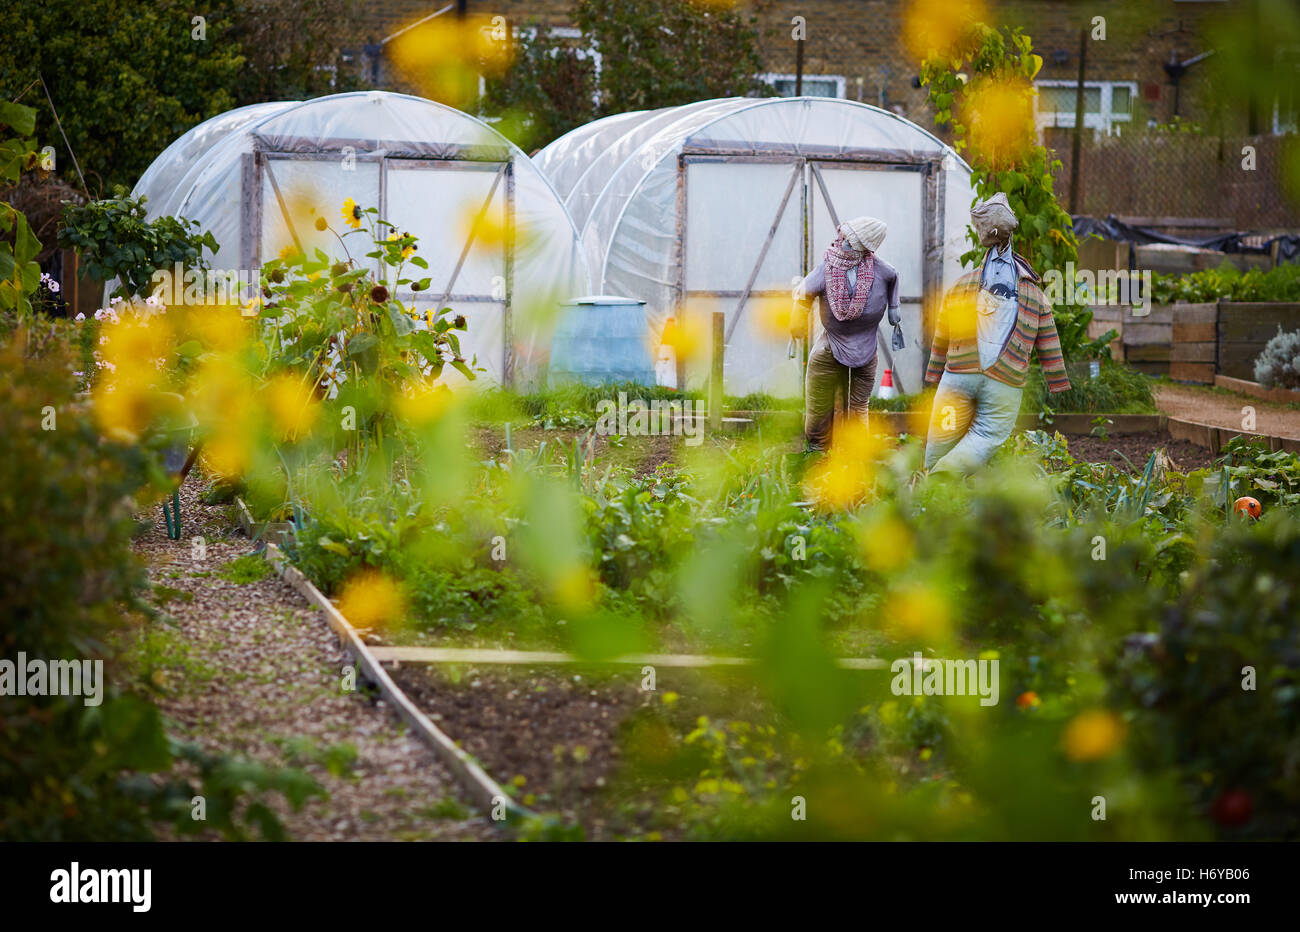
[923,371,1024,474]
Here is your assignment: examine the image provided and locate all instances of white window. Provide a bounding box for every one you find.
[759,73,846,99]
[1034,80,1137,136]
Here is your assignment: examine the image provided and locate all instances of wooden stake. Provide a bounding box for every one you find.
[710,311,724,431]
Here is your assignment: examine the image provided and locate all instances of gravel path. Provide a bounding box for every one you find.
[1154,382,1300,439]
[133,477,493,842]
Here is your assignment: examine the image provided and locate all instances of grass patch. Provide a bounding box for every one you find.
[218,553,273,584]
[420,797,470,820]
[276,736,360,779]
[152,584,194,605]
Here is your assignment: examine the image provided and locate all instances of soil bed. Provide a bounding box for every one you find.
[388,662,776,840]
[1060,430,1216,471]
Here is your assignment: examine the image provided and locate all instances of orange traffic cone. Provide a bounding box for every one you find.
[877,367,898,400]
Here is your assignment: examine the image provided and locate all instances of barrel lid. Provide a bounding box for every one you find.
[564,295,646,306]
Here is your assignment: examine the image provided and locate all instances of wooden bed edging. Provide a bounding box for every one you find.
[1165,417,1300,454]
[369,646,889,670]
[729,410,1168,436]
[234,499,531,827]
[1213,374,1300,405]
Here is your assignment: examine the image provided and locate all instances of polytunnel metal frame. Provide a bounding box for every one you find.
[670,136,948,391]
[239,131,524,385]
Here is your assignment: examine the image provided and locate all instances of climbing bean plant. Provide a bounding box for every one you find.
[920,23,1079,274]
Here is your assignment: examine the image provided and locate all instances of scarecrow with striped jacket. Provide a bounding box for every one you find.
[923,193,1071,473]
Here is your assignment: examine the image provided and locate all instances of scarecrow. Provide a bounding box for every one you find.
[791,216,904,451]
[923,193,1071,473]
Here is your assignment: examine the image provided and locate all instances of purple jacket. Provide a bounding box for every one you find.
[794,257,901,368]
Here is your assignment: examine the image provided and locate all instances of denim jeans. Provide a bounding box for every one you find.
[923,371,1023,474]
[804,338,877,451]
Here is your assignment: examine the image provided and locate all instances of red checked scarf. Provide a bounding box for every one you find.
[823,234,875,322]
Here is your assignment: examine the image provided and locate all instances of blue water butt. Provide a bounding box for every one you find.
[549,295,656,387]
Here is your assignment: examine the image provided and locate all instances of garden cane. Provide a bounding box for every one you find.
[161,442,203,541]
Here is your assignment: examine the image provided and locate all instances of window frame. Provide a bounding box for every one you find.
[758,72,847,99]
[1034,79,1139,136]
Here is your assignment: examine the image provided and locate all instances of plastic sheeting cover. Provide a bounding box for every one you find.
[533,109,649,201]
[559,99,748,231]
[134,101,296,220]
[540,97,977,395]
[125,91,591,390]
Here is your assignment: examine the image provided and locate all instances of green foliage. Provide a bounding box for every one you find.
[481,26,599,151]
[1152,262,1300,305]
[495,381,704,421]
[244,206,474,478]
[0,0,365,194]
[58,191,218,298]
[0,0,244,193]
[485,0,771,148]
[1219,435,1300,509]
[0,332,162,660]
[869,391,924,413]
[217,553,274,584]
[0,101,42,317]
[727,391,802,412]
[0,325,322,840]
[920,24,1079,274]
[221,0,365,106]
[574,0,771,113]
[1204,0,1300,142]
[1023,358,1156,415]
[1111,517,1300,838]
[1051,303,1117,362]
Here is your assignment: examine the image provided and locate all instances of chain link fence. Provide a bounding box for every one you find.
[1047,129,1300,233]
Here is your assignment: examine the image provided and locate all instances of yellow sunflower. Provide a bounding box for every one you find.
[341,197,363,229]
[387,230,416,260]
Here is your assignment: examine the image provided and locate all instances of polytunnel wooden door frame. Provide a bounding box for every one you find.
[673,144,946,392]
[239,137,519,385]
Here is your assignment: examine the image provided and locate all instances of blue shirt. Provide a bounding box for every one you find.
[981,242,1018,298]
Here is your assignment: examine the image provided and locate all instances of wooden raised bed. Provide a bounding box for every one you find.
[1166,416,1300,454]
[1213,374,1300,404]
[1091,300,1299,386]
[734,409,1165,436]
[1216,301,1300,382]
[1088,303,1171,376]
[1169,302,1219,384]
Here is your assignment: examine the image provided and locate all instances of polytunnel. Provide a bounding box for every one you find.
[535,97,977,397]
[130,91,590,388]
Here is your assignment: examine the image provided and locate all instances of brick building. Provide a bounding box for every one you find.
[353,1,1296,228]
[356,1,1286,140]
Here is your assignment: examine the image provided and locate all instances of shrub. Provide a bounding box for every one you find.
[1110,517,1300,838]
[58,191,219,299]
[0,325,322,840]
[1254,326,1300,389]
